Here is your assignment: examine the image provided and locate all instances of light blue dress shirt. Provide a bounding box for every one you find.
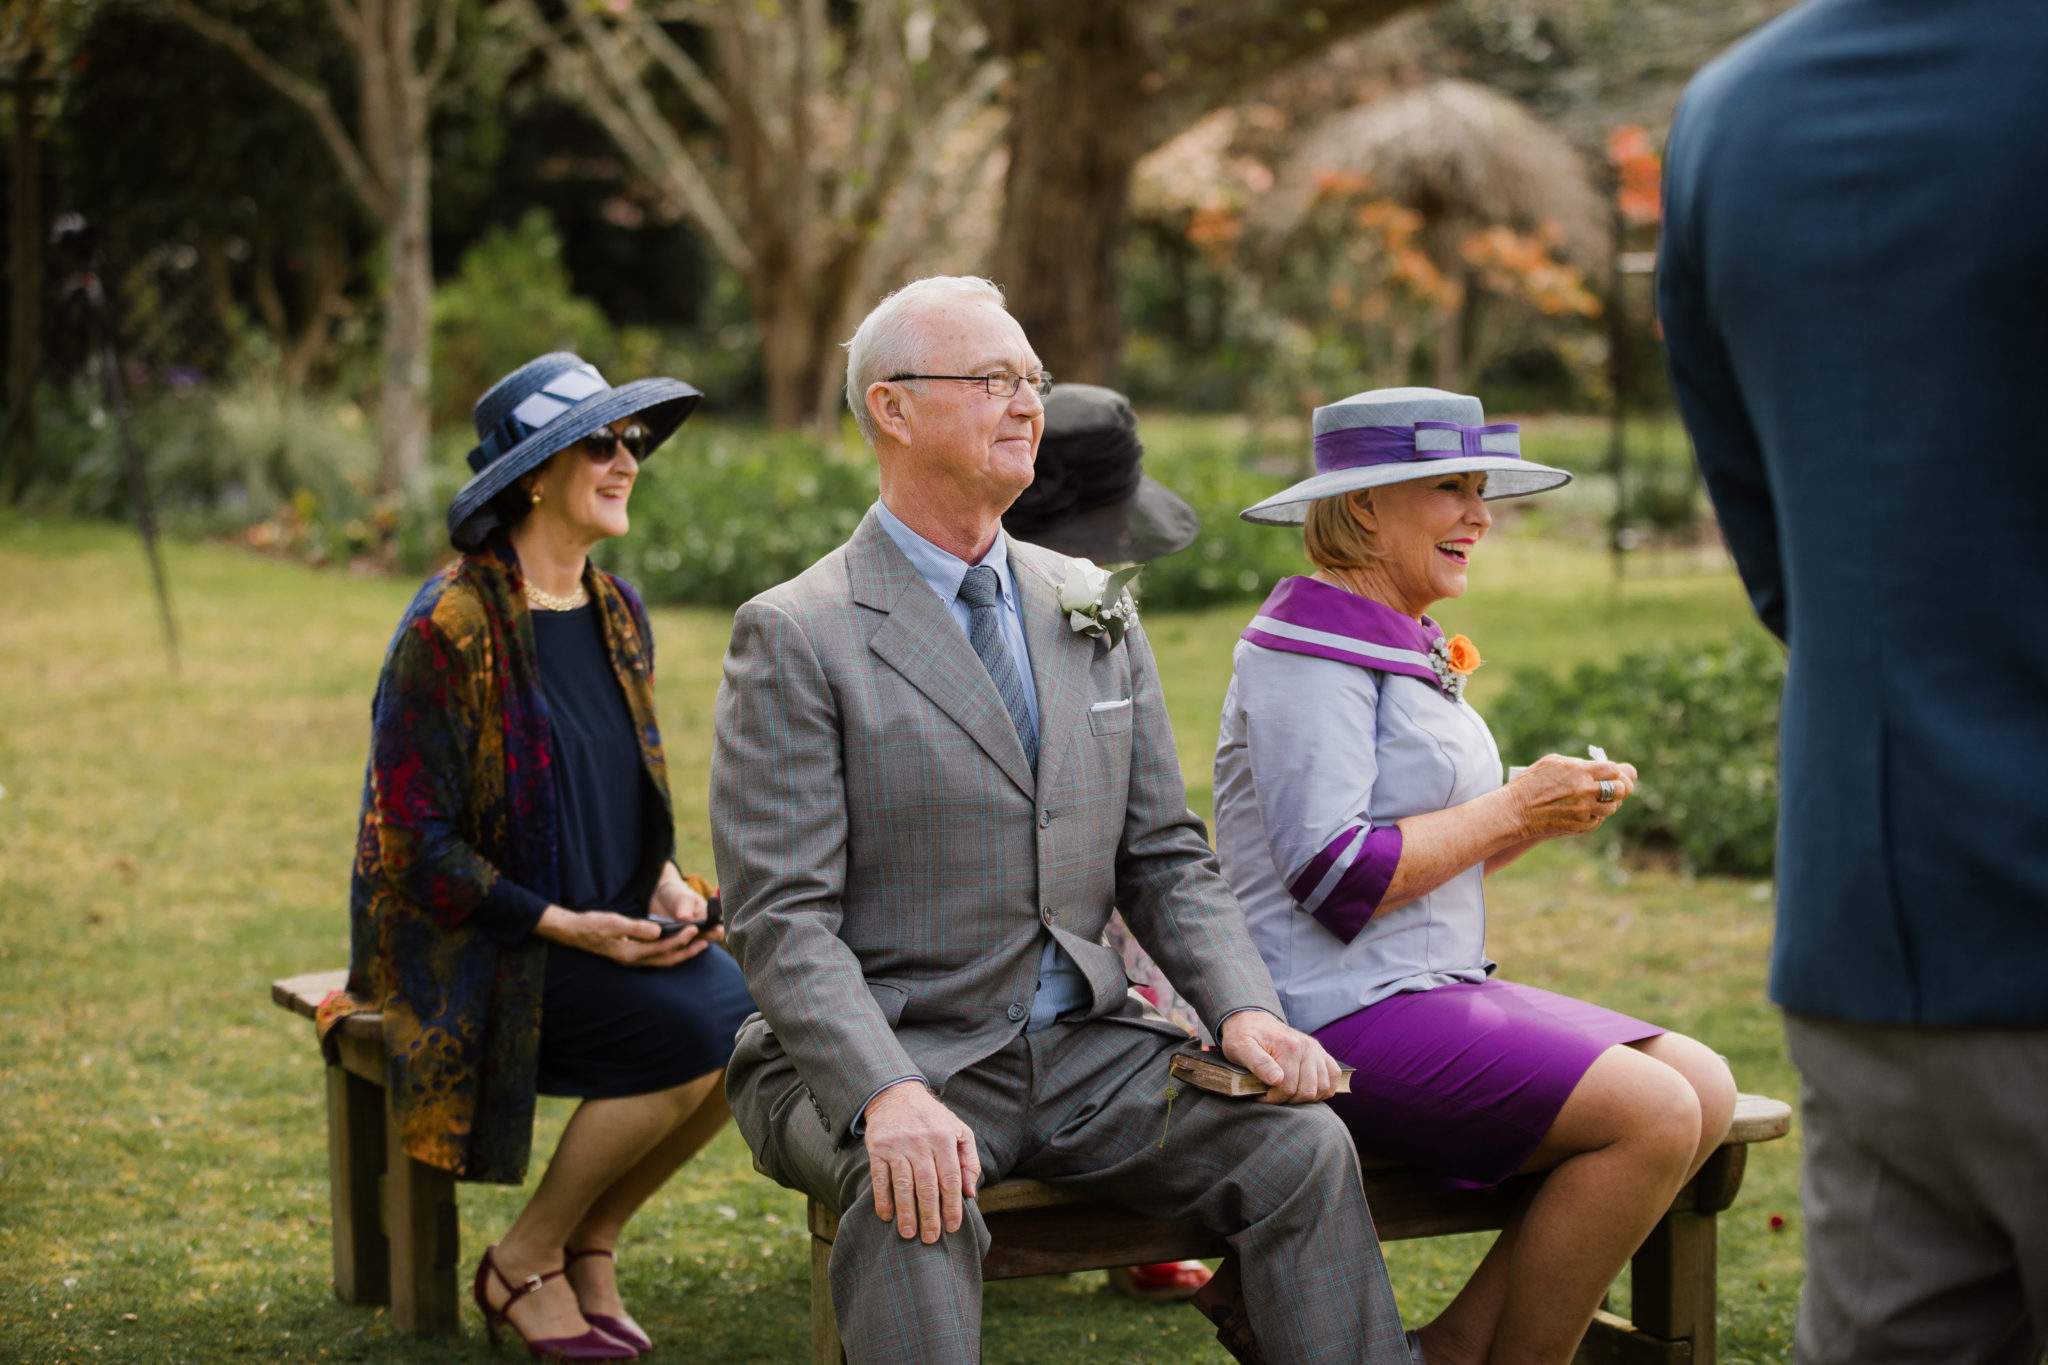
[872,500,1090,1032]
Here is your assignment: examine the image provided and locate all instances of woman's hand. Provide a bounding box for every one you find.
[1507,753,1640,840]
[649,862,726,950]
[534,905,706,967]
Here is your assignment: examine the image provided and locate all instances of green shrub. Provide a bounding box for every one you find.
[593,425,879,606]
[21,378,388,540]
[1486,634,1784,876]
[1133,426,1308,609]
[432,209,614,428]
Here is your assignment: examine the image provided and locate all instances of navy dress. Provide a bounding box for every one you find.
[528,604,754,1098]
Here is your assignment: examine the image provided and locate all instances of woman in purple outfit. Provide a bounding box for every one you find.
[1214,387,1736,1365]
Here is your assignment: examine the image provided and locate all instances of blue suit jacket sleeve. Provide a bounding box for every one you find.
[1658,107,1786,642]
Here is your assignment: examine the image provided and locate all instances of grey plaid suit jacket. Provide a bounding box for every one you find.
[712,509,1285,1148]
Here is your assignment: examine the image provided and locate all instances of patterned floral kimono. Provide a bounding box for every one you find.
[317,533,674,1184]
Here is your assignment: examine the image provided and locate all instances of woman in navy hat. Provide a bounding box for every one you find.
[319,353,753,1360]
[1216,388,1737,1364]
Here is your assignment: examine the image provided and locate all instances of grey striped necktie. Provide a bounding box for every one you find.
[956,565,1037,772]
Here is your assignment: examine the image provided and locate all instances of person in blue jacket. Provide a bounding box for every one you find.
[1658,3,2048,1360]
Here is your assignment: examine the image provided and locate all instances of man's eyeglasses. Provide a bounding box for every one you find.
[887,369,1053,399]
[579,423,651,462]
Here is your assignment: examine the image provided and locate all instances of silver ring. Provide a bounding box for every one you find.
[1597,779,1618,803]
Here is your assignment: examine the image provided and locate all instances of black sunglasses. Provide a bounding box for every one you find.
[579,423,651,462]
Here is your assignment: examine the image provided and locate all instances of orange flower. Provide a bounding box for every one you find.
[1444,635,1482,674]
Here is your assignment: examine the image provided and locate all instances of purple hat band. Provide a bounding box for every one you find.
[1314,420,1522,475]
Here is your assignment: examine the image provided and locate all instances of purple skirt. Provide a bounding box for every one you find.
[1314,978,1663,1186]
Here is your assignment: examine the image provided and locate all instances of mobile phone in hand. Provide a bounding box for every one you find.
[650,896,721,938]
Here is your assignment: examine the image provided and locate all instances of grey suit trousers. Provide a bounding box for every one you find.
[733,1016,1408,1365]
[1787,1014,2048,1365]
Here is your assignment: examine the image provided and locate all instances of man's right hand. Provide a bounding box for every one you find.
[863,1079,981,1244]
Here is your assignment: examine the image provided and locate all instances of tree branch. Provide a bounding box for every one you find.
[322,0,363,48]
[170,0,391,220]
[514,0,756,273]
[640,0,719,23]
[420,0,459,91]
[630,8,727,126]
[1139,0,1427,139]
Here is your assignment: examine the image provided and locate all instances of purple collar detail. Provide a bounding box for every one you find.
[1240,576,1446,686]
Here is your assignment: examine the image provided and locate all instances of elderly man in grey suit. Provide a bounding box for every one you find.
[712,276,1407,1365]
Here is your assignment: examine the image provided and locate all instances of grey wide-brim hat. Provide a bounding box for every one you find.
[1240,386,1570,526]
[447,351,701,551]
[1001,383,1199,563]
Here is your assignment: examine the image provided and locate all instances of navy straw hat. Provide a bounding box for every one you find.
[446,351,701,551]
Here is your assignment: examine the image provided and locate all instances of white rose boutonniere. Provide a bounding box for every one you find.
[1057,557,1141,646]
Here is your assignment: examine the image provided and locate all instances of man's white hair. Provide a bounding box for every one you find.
[843,275,1010,448]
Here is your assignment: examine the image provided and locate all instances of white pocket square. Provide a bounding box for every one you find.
[1088,697,1133,712]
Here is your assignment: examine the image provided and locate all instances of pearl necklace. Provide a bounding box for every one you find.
[524,579,589,611]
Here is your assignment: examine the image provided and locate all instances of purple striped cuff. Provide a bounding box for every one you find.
[1287,823,1403,945]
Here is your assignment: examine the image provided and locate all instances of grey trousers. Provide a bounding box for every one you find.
[732,1017,1408,1365]
[1786,1014,2048,1365]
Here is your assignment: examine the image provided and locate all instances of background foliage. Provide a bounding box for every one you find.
[1489,635,1786,877]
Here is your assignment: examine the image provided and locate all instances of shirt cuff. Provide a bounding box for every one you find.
[476,876,550,948]
[1213,1006,1269,1035]
[848,1075,929,1137]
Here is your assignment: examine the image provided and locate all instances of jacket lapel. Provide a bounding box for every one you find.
[852,513,1038,798]
[1014,546,1092,799]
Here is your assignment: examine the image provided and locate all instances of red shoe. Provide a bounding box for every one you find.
[565,1246,654,1354]
[472,1246,639,1361]
[1107,1260,1214,1301]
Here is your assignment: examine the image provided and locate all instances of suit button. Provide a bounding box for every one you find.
[1040,810,1051,827]
[1007,1003,1027,1021]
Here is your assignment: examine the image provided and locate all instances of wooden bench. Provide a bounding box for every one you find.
[276,969,1791,1359]
[800,1093,1791,1365]
[273,969,462,1336]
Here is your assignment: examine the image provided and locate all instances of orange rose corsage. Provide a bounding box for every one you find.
[1428,633,1482,699]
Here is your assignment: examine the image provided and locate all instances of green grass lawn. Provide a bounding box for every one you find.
[0,512,1800,1364]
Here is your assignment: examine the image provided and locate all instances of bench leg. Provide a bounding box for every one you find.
[1632,1208,1717,1365]
[382,1103,461,1335]
[810,1234,846,1365]
[326,1064,389,1305]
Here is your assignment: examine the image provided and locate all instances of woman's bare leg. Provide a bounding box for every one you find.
[1412,1202,1526,1363]
[564,1075,732,1323]
[1630,1033,1737,1177]
[1412,1044,1702,1365]
[483,1073,724,1341]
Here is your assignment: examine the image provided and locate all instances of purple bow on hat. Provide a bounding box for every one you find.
[1313,420,1523,475]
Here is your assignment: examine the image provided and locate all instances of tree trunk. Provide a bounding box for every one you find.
[979,0,1427,389]
[362,3,434,501]
[5,45,45,501]
[757,275,823,431]
[377,150,433,499]
[988,21,1153,383]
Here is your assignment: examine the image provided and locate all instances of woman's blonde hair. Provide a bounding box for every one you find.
[1303,491,1386,571]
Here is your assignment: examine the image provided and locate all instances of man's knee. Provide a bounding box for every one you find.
[1295,1102,1364,1182]
[1233,1101,1362,1200]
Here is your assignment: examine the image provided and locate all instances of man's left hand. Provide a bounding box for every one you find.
[1218,1010,1344,1105]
